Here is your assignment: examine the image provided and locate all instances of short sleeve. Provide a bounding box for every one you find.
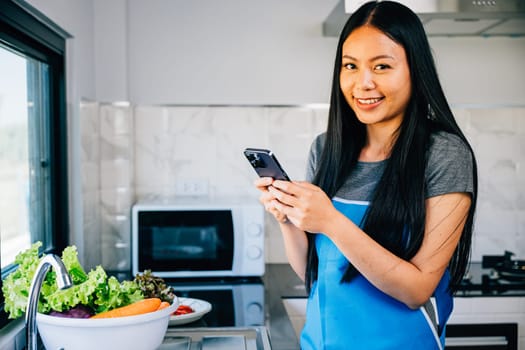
[305,133,326,183]
[425,131,474,198]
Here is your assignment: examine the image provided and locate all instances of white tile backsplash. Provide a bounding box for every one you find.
[100,187,134,215]
[80,101,134,271]
[80,104,525,266]
[99,209,131,271]
[268,107,325,181]
[79,101,102,271]
[469,108,521,134]
[100,104,133,136]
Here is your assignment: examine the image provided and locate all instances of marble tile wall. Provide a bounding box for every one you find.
[98,104,134,271]
[79,101,134,271]
[455,108,525,261]
[80,104,525,268]
[79,100,101,270]
[133,105,328,264]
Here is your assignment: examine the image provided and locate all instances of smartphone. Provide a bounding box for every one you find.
[244,148,290,181]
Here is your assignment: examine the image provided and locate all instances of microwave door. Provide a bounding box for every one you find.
[152,227,216,260]
[136,210,235,277]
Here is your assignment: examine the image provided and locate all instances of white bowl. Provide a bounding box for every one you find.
[36,298,178,350]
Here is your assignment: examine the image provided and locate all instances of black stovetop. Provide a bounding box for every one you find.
[456,261,525,297]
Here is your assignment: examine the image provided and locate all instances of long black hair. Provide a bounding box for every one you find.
[305,0,477,294]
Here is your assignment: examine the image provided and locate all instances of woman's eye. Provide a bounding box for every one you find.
[343,63,356,70]
[375,64,390,70]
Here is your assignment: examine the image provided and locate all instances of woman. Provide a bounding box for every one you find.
[254,1,477,349]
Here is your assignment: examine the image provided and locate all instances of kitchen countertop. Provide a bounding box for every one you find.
[262,264,307,350]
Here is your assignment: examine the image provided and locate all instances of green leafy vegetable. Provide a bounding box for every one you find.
[1,242,144,319]
[91,272,143,314]
[61,245,89,284]
[2,242,43,319]
[133,269,176,303]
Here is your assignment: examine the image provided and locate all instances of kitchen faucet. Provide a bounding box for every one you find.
[25,254,73,350]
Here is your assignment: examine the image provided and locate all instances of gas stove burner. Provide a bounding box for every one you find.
[482,251,525,282]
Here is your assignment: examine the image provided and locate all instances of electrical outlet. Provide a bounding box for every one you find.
[175,179,209,196]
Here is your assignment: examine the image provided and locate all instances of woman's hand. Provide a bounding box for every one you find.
[255,178,310,281]
[268,180,338,233]
[254,177,289,223]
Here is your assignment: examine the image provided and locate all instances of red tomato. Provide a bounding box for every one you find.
[173,305,194,315]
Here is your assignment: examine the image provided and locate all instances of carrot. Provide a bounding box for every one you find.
[157,301,170,311]
[91,298,162,319]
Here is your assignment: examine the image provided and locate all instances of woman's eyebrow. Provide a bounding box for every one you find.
[342,54,396,61]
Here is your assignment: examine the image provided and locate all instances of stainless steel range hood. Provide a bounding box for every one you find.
[323,0,525,37]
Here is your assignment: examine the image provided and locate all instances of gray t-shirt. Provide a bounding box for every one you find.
[306,131,474,202]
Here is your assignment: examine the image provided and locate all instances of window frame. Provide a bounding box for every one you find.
[0,0,69,328]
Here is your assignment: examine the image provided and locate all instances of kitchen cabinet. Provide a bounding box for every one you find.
[450,297,524,349]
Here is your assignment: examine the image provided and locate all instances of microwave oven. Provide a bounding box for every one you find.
[131,196,265,278]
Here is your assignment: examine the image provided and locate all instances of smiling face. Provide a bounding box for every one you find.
[340,25,412,130]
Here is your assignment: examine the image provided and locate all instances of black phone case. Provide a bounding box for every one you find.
[244,148,290,181]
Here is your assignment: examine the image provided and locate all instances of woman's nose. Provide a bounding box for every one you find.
[357,69,375,90]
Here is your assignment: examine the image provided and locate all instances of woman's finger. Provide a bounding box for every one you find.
[273,180,318,192]
[268,185,298,207]
[259,190,276,208]
[254,177,273,188]
[269,207,288,223]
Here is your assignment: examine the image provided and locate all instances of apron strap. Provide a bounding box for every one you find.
[422,298,438,334]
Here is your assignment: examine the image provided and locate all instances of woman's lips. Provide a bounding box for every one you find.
[355,97,384,109]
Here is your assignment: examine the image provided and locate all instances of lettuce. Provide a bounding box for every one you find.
[61,245,88,284]
[91,274,143,314]
[2,242,42,319]
[1,242,144,319]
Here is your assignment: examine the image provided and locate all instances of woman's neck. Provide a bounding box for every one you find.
[359,124,399,162]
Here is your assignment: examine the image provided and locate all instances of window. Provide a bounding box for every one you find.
[0,0,69,328]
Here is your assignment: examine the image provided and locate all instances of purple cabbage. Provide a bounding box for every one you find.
[48,305,94,319]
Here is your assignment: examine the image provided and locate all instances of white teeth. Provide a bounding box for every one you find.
[357,98,381,105]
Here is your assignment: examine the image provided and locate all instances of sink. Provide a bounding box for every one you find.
[160,326,272,350]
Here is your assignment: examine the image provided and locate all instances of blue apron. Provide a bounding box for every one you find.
[300,198,452,350]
